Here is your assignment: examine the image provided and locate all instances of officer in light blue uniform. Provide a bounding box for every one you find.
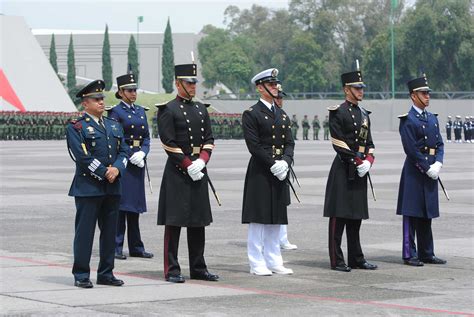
[107,74,153,260]
[396,74,446,267]
[66,80,129,288]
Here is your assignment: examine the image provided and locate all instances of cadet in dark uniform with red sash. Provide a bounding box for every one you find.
[107,73,153,260]
[242,68,295,276]
[323,70,378,272]
[397,74,446,266]
[66,80,128,288]
[156,62,219,283]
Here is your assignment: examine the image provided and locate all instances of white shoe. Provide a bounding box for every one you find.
[269,266,293,275]
[250,267,273,276]
[280,243,298,250]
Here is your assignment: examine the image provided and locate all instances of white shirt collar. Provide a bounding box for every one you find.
[259,98,274,111]
[86,112,102,125]
[122,100,134,108]
[412,105,425,115]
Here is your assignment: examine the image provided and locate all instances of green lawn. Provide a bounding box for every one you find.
[104,91,174,125]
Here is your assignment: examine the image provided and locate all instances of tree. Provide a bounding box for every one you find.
[127,35,139,81]
[67,34,76,92]
[285,31,326,92]
[49,34,58,74]
[398,0,473,90]
[161,18,175,93]
[102,24,113,90]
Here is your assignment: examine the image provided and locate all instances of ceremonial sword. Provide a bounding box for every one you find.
[144,160,153,193]
[367,172,377,201]
[206,173,222,206]
[438,177,450,201]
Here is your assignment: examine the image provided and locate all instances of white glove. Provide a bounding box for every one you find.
[187,158,206,175]
[189,171,204,181]
[270,160,288,175]
[275,170,288,181]
[136,160,145,168]
[130,151,146,165]
[426,161,442,180]
[357,160,371,178]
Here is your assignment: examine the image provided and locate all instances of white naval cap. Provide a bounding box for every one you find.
[251,68,280,85]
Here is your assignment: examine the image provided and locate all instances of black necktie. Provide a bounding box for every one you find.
[271,104,275,113]
[421,111,427,120]
[98,118,105,129]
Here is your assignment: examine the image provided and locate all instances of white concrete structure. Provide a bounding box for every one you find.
[0,15,76,112]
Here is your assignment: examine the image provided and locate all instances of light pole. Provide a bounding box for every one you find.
[390,0,397,99]
[137,16,143,84]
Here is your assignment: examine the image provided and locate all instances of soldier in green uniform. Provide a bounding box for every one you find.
[221,118,230,139]
[232,118,243,139]
[302,115,310,140]
[152,115,158,138]
[312,115,321,140]
[323,115,330,140]
[291,115,299,140]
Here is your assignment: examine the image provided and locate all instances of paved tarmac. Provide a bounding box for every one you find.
[1,132,473,316]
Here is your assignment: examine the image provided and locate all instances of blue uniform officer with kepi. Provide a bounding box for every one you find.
[397,74,447,267]
[66,79,129,288]
[108,73,153,260]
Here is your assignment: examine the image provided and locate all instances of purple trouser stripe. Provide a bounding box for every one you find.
[402,216,411,259]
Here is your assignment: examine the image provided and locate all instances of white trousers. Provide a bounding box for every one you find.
[279,225,289,245]
[248,223,283,269]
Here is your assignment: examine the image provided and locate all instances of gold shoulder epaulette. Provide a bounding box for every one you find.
[105,105,117,111]
[327,104,340,111]
[398,113,409,119]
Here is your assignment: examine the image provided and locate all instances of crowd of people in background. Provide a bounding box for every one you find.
[2,111,472,143]
[445,115,474,143]
[0,111,79,140]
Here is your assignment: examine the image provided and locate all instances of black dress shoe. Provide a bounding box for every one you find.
[351,261,378,270]
[404,258,424,266]
[129,251,154,259]
[190,271,219,281]
[74,278,93,288]
[421,256,447,264]
[331,264,351,272]
[166,274,185,283]
[115,253,127,260]
[96,276,124,286]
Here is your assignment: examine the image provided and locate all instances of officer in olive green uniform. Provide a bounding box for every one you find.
[312,115,321,140]
[291,115,299,140]
[323,115,330,140]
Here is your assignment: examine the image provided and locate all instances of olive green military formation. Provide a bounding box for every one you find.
[209,114,243,139]
[0,111,80,140]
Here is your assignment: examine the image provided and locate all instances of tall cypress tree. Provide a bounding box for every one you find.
[102,24,113,90]
[162,18,175,93]
[67,34,77,91]
[49,34,58,73]
[127,35,139,82]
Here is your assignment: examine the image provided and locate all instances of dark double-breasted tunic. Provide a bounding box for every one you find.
[107,101,150,213]
[242,100,294,224]
[323,101,375,220]
[67,114,129,197]
[157,96,214,227]
[397,107,444,219]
